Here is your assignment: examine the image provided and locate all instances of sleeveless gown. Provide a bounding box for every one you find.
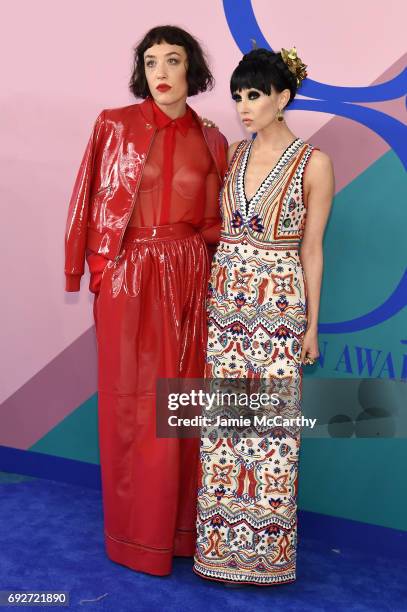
[194,137,317,585]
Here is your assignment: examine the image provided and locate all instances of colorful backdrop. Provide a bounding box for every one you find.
[1,0,406,533]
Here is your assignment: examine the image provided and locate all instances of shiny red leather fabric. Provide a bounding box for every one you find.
[65,97,228,576]
[94,223,208,575]
[64,98,228,292]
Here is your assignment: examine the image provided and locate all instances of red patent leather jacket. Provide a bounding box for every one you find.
[64,97,228,291]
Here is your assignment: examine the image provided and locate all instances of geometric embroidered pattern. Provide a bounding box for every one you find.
[194,138,316,585]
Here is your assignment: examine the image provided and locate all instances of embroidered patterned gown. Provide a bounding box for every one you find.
[194,137,316,585]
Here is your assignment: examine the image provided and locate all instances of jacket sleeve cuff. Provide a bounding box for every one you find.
[65,274,82,292]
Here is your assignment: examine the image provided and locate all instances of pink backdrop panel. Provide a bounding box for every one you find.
[0,0,405,402]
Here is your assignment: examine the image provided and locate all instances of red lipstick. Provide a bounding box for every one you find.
[156,84,171,92]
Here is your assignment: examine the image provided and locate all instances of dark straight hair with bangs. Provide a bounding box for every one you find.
[230,49,298,107]
[129,25,214,98]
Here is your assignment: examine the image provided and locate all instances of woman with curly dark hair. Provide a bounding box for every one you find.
[64,25,228,576]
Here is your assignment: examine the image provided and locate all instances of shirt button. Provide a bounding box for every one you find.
[145,123,152,129]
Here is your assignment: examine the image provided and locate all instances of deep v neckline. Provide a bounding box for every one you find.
[239,137,303,219]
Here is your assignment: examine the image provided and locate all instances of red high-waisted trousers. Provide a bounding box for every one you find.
[91,223,209,576]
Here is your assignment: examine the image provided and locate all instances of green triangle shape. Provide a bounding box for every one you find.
[29,394,100,464]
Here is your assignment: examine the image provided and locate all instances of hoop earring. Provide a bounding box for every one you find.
[276,109,284,122]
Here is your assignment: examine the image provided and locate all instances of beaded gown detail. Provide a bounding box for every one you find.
[194,137,316,585]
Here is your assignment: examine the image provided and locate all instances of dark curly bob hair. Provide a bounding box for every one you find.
[230,49,298,107]
[129,25,214,98]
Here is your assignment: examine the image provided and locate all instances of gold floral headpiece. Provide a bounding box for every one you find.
[280,46,308,87]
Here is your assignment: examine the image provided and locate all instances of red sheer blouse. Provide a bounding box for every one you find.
[128,100,221,248]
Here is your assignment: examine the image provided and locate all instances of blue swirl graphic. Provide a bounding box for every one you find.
[223,0,407,102]
[222,0,407,332]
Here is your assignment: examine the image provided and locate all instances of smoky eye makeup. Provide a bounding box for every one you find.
[232,89,262,102]
[247,89,261,100]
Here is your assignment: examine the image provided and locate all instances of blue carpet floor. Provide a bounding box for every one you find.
[0,473,406,611]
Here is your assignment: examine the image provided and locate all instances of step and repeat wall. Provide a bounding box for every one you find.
[1,0,406,530]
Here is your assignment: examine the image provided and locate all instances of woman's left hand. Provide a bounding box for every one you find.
[199,116,218,129]
[300,328,320,366]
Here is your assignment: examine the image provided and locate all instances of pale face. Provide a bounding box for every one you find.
[144,42,189,106]
[232,87,290,133]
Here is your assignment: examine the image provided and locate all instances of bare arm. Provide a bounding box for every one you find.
[299,149,335,362]
[228,142,240,164]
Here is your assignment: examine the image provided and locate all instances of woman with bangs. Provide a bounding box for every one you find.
[194,47,334,585]
[64,25,228,577]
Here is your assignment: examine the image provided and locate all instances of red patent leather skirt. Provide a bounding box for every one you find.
[89,223,209,576]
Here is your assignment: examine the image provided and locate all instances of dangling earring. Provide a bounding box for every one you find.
[276,108,284,122]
